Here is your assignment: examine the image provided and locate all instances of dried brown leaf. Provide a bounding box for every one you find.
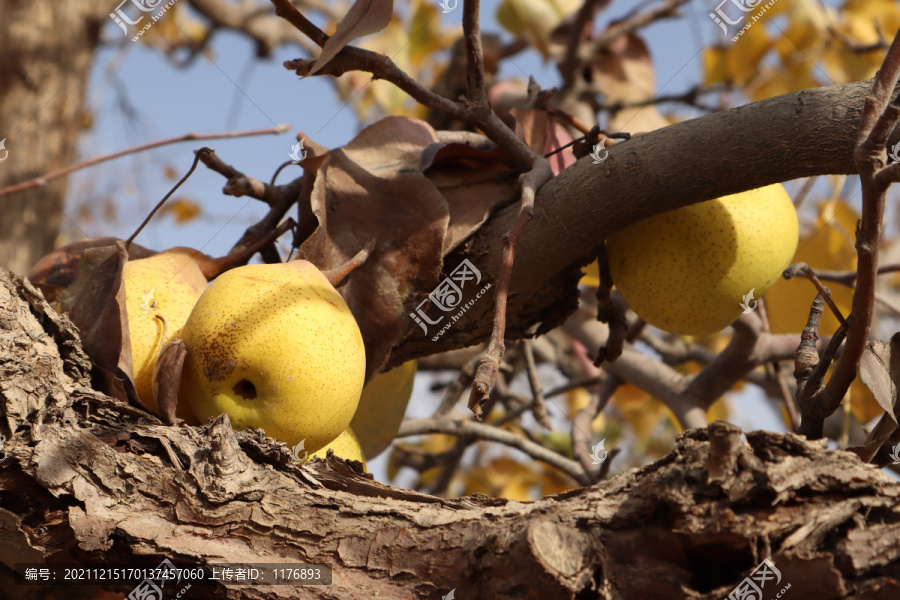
[427,161,518,254]
[153,336,187,425]
[421,137,519,253]
[57,241,139,402]
[859,340,898,425]
[299,116,449,380]
[510,108,577,175]
[591,32,669,132]
[28,237,155,303]
[308,0,394,77]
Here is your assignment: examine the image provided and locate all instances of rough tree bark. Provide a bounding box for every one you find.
[1,266,899,599]
[0,0,109,275]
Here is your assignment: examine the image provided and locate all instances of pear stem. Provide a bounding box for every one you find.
[320,246,371,287]
[197,218,296,280]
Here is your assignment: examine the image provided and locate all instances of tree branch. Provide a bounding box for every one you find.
[388,78,900,368]
[804,31,900,438]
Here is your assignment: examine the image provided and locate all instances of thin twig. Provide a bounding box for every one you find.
[793,176,818,208]
[805,263,900,287]
[591,0,690,52]
[572,373,621,481]
[397,417,590,485]
[0,125,289,199]
[545,376,605,400]
[593,243,627,365]
[783,262,848,327]
[457,0,554,417]
[756,297,799,429]
[559,0,608,93]
[595,83,727,114]
[545,103,593,134]
[521,340,552,429]
[126,148,212,249]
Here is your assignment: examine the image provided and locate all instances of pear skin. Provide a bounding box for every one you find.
[310,427,367,470]
[351,360,417,459]
[122,247,207,420]
[179,260,366,453]
[607,184,799,335]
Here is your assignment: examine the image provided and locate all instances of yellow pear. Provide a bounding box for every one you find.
[351,360,417,459]
[179,260,366,453]
[309,427,367,470]
[607,184,798,335]
[122,247,207,418]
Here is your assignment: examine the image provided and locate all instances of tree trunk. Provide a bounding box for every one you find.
[1,269,899,599]
[0,0,106,275]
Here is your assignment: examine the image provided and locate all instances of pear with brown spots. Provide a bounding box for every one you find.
[179,260,366,453]
[606,183,799,336]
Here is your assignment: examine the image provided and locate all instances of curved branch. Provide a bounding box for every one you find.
[389,78,900,367]
[397,416,591,486]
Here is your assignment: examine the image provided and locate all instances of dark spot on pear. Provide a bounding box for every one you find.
[233,379,257,400]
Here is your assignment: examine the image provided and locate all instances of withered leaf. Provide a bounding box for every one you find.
[153,336,187,425]
[308,0,394,77]
[58,241,139,403]
[591,31,669,133]
[848,413,898,463]
[422,136,519,254]
[299,116,449,380]
[28,237,155,303]
[859,340,898,426]
[297,117,524,379]
[510,107,577,175]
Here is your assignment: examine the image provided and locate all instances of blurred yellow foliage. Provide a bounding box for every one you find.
[704,0,900,101]
[580,260,600,288]
[766,198,858,336]
[463,456,542,500]
[159,198,201,224]
[496,0,581,58]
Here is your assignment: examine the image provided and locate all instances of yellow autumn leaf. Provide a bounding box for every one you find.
[538,464,578,497]
[840,0,900,45]
[749,63,817,102]
[729,24,772,85]
[819,0,900,83]
[566,387,607,433]
[703,46,730,86]
[612,383,680,442]
[159,198,201,224]
[496,0,578,58]
[766,198,859,336]
[408,0,456,67]
[463,456,540,500]
[580,260,600,288]
[849,376,884,423]
[706,396,730,424]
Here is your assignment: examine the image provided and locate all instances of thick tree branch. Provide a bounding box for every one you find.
[388,78,900,369]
